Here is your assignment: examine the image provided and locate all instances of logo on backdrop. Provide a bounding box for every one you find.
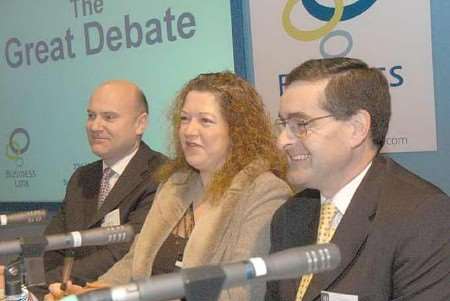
[282,0,376,57]
[5,128,36,188]
[6,128,30,167]
[279,0,403,94]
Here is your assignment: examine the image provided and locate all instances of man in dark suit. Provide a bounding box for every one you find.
[266,58,450,301]
[31,80,166,298]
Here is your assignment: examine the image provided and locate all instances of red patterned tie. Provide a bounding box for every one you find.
[97,167,114,209]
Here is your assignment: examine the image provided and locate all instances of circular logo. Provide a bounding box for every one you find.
[9,128,30,155]
[282,0,344,42]
[6,128,30,167]
[320,30,353,58]
[302,0,376,22]
[282,0,376,41]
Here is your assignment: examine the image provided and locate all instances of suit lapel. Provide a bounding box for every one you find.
[282,190,321,301]
[88,143,153,226]
[288,190,321,248]
[305,160,382,301]
[79,162,103,228]
[184,159,272,267]
[133,170,195,279]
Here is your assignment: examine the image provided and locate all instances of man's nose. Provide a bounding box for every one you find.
[277,126,296,150]
[88,117,103,131]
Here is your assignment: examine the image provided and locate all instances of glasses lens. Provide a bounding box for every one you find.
[287,119,307,137]
[274,119,285,135]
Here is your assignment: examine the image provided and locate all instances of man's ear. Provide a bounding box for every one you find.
[348,109,371,148]
[135,112,148,135]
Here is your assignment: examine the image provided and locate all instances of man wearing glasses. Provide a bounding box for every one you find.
[266,57,450,301]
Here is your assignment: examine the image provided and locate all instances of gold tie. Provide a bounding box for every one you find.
[296,201,337,301]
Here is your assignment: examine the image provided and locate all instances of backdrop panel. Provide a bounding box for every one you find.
[1,0,235,203]
[249,0,436,153]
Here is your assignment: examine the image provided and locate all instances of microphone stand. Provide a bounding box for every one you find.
[19,234,47,286]
[4,234,48,301]
[4,258,24,301]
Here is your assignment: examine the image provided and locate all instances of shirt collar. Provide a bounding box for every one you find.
[321,161,373,215]
[103,147,139,176]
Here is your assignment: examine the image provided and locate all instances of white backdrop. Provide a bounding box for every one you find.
[249,0,436,153]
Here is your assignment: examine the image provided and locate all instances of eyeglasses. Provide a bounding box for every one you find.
[275,114,334,138]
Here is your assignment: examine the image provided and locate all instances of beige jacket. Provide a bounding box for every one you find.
[99,160,292,300]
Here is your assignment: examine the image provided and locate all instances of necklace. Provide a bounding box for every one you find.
[174,203,195,267]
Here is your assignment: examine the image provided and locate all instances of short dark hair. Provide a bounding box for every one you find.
[286,57,391,149]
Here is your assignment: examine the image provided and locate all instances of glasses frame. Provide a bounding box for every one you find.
[275,114,334,138]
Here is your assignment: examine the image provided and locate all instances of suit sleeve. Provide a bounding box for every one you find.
[220,174,291,301]
[42,170,76,280]
[264,205,285,301]
[28,174,75,300]
[96,233,140,286]
[391,195,450,301]
[97,182,166,286]
[45,188,154,286]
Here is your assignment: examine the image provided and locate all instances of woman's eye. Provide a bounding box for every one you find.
[201,118,214,124]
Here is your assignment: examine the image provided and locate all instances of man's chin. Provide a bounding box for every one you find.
[287,171,308,189]
[90,147,108,158]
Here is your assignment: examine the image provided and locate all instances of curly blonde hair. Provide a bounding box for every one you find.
[159,71,285,203]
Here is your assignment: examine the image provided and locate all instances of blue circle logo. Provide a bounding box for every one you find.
[282,0,376,57]
[302,0,376,22]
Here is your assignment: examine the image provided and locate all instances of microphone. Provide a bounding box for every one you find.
[4,258,34,301]
[63,243,340,301]
[0,210,47,227]
[0,225,134,256]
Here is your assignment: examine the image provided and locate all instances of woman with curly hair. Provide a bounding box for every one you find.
[48,72,292,301]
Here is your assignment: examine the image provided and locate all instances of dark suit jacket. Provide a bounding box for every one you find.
[35,142,166,294]
[266,156,450,301]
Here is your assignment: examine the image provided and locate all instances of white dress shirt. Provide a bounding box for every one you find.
[321,162,373,230]
[102,147,139,190]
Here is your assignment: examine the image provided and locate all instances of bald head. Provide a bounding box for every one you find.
[93,80,148,115]
[86,80,149,165]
